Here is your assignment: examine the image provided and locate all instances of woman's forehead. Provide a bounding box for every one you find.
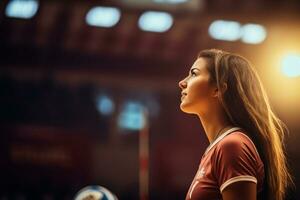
[190,57,208,71]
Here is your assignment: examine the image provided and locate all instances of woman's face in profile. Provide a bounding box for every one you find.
[178,57,216,115]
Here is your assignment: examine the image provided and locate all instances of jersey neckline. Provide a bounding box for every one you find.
[203,127,242,156]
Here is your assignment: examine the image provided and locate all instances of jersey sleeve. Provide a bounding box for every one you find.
[212,133,261,193]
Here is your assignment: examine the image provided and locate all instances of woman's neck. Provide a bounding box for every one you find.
[198,112,233,143]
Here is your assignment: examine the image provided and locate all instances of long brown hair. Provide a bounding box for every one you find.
[198,49,293,200]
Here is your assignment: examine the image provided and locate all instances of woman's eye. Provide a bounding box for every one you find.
[191,72,196,76]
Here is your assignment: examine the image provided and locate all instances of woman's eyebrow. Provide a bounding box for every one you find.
[190,68,200,73]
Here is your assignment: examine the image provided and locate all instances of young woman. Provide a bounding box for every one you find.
[178,49,293,200]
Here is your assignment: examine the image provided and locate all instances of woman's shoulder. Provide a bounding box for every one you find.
[217,130,258,153]
[216,130,262,161]
[218,130,255,147]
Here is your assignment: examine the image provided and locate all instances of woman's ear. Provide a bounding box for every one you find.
[212,87,219,98]
[212,83,227,98]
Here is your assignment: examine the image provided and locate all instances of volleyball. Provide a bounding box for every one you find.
[74,185,118,200]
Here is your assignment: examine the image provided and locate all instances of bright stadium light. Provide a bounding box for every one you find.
[86,6,121,28]
[208,20,242,41]
[96,95,115,116]
[5,0,39,19]
[281,54,300,78]
[241,24,267,44]
[118,101,145,131]
[153,0,189,3]
[138,11,173,33]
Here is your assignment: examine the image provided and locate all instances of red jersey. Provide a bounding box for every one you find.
[186,127,265,200]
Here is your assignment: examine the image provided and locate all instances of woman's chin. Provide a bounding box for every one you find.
[180,102,192,113]
[180,103,199,115]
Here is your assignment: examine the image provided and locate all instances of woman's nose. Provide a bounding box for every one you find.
[178,79,187,89]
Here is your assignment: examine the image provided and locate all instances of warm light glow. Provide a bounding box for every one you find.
[281,54,300,77]
[241,24,267,44]
[86,6,121,28]
[208,20,241,41]
[5,0,39,19]
[138,11,173,33]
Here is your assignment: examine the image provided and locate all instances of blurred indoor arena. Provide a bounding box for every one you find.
[0,0,300,199]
